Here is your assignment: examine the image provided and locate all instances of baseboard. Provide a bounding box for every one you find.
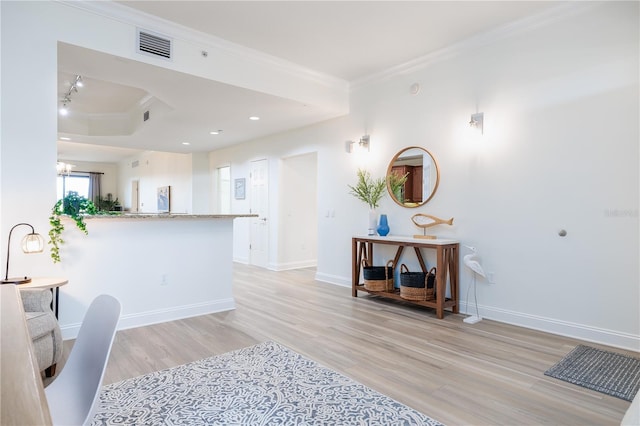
[269,259,317,271]
[60,298,236,340]
[459,301,640,351]
[315,272,351,288]
[311,274,640,351]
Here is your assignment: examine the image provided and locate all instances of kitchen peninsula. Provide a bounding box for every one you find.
[56,214,256,339]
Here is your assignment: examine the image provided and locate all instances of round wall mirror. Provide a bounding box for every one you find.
[386,146,440,208]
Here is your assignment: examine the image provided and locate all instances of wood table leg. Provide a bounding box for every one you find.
[392,246,404,268]
[435,246,445,319]
[449,246,459,313]
[352,239,359,297]
[414,247,427,272]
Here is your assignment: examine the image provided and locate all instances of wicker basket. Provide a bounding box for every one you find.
[362,259,394,292]
[400,264,436,301]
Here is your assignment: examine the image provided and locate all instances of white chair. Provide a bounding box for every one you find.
[45,295,121,426]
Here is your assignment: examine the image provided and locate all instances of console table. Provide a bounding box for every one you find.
[352,235,459,319]
[1,285,52,425]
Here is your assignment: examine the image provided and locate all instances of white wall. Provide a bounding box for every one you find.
[1,0,340,335]
[191,152,212,214]
[279,152,318,269]
[54,216,236,339]
[210,2,639,350]
[118,151,192,213]
[1,1,637,350]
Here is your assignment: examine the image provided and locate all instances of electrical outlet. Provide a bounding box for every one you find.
[487,272,495,284]
[161,274,169,286]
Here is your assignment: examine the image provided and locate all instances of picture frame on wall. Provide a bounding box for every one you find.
[234,178,246,200]
[157,185,170,213]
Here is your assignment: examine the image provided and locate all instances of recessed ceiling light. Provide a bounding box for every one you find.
[249,116,260,121]
[182,142,190,146]
[59,137,71,141]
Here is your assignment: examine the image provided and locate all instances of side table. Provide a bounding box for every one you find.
[18,277,68,318]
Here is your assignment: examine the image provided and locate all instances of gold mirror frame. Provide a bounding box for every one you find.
[386,146,440,208]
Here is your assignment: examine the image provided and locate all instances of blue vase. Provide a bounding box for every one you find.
[377,214,390,236]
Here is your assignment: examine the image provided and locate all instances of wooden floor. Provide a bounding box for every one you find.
[57,264,634,425]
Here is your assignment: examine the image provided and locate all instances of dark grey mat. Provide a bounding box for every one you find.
[545,344,640,401]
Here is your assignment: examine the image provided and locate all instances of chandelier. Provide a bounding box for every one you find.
[56,161,75,176]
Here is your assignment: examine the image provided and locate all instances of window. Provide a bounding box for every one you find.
[57,174,90,200]
[217,166,231,214]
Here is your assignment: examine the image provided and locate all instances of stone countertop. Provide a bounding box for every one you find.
[83,213,257,219]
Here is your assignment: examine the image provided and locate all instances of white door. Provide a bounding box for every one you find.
[250,159,269,268]
[131,180,139,212]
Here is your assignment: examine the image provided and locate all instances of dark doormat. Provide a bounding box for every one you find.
[545,344,640,401]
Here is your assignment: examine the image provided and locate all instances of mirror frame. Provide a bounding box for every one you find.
[386,146,440,208]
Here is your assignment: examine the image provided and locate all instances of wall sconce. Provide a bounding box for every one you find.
[469,112,484,135]
[2,223,45,284]
[347,135,370,153]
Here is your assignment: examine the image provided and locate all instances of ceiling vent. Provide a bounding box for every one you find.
[137,29,172,60]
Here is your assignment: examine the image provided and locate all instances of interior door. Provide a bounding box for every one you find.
[131,180,139,212]
[250,159,268,268]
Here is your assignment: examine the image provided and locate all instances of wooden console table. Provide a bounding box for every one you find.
[352,235,459,319]
[1,285,52,425]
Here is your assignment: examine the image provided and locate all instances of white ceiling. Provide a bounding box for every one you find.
[58,1,560,163]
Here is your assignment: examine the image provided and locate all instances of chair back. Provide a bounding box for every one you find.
[45,294,121,426]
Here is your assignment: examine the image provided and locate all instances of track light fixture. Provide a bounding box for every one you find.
[59,75,83,116]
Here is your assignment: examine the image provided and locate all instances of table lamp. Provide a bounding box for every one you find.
[2,223,45,284]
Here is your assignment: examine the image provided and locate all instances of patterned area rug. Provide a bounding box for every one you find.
[544,344,640,401]
[92,341,443,425]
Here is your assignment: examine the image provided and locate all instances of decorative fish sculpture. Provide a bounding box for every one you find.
[411,214,454,239]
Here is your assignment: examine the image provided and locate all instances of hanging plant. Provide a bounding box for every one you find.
[347,169,386,209]
[48,192,97,263]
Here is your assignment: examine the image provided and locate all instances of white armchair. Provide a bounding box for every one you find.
[20,288,63,377]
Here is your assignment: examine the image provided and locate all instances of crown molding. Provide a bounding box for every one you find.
[55,0,348,92]
[351,1,603,91]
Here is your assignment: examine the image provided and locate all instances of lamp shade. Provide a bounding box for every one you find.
[22,233,45,253]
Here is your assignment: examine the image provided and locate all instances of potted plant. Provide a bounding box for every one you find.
[348,169,387,235]
[48,192,97,263]
[388,171,409,203]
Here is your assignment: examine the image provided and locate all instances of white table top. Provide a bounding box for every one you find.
[17,277,68,290]
[354,235,459,245]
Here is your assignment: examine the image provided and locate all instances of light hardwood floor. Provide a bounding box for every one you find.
[58,264,634,425]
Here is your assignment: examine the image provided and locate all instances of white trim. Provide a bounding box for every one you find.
[351,1,603,90]
[56,0,348,91]
[316,272,640,351]
[458,301,640,352]
[60,298,235,340]
[315,272,350,288]
[270,260,317,272]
